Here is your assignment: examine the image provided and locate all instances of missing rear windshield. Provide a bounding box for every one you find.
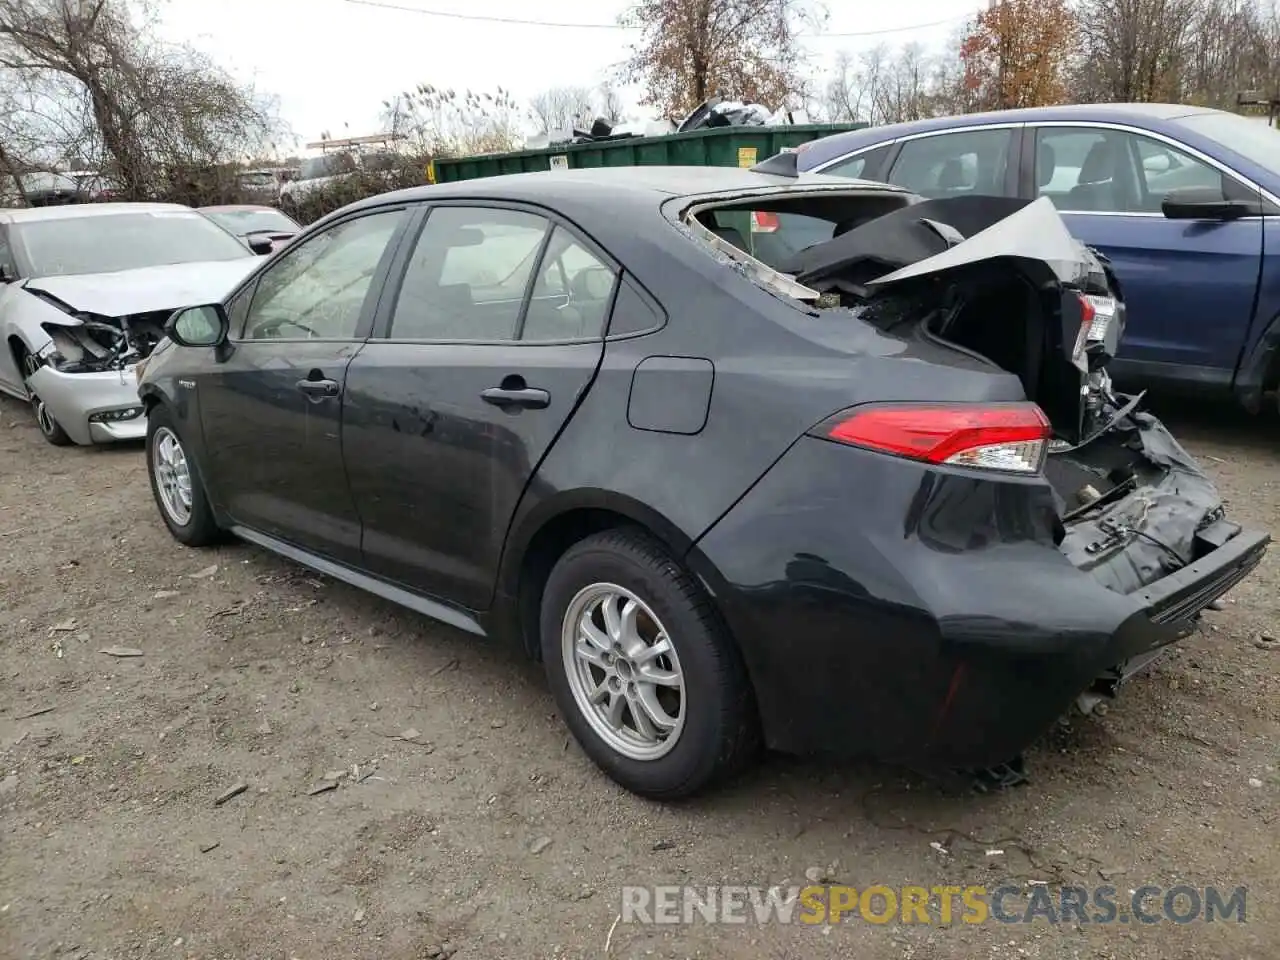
[681,189,913,303]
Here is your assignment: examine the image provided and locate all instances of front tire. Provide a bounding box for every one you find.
[20,352,72,446]
[540,529,759,799]
[146,406,221,546]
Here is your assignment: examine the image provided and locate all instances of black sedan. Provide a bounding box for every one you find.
[136,163,1269,799]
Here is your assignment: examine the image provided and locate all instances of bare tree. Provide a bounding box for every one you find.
[824,50,865,122]
[595,80,626,122]
[1070,0,1196,102]
[381,84,524,157]
[529,85,595,133]
[0,0,283,198]
[620,0,824,119]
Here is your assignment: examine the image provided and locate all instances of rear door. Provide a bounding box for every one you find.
[342,203,619,610]
[1024,124,1264,391]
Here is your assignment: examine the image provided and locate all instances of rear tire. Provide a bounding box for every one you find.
[146,406,221,546]
[540,528,759,799]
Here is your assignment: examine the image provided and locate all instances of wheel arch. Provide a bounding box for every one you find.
[500,491,701,660]
[1234,308,1280,413]
[7,332,32,393]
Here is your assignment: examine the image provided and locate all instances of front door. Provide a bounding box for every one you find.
[198,205,411,564]
[1028,125,1264,391]
[342,204,618,610]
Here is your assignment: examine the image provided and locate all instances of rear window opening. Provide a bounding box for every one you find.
[687,191,912,276]
[681,191,1123,450]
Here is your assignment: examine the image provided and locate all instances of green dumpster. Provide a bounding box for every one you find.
[430,122,868,184]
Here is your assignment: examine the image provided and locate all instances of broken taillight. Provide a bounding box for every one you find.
[815,403,1051,474]
[1072,293,1116,364]
[1080,293,1115,342]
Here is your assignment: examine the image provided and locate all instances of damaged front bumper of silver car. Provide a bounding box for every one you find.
[26,362,147,444]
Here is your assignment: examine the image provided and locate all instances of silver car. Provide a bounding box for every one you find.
[0,203,262,446]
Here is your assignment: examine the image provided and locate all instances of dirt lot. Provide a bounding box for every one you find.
[1,393,1276,960]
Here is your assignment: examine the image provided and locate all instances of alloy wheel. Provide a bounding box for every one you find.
[151,426,194,526]
[560,582,686,761]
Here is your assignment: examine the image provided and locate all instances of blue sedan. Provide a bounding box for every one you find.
[793,104,1280,412]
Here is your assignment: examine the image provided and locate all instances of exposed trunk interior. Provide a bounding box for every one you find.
[682,189,1231,598]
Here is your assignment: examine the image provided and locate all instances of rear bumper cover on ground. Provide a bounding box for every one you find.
[691,435,1269,769]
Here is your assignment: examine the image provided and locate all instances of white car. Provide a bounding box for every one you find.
[0,203,263,446]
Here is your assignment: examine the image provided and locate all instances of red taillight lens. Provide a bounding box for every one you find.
[1072,294,1095,362]
[821,403,1051,474]
[751,211,779,233]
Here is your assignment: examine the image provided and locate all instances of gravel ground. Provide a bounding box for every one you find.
[0,393,1276,960]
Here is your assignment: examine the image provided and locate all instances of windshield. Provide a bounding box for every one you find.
[16,210,252,277]
[205,208,298,236]
[1174,111,1280,176]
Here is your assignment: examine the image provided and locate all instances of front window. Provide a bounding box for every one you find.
[1174,111,1280,177]
[204,208,299,236]
[240,209,406,340]
[15,210,254,277]
[1034,126,1240,213]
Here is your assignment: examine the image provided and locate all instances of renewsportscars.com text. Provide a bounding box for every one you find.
[620,884,1247,926]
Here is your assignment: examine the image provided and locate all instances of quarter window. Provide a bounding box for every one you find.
[240,209,406,340]
[886,129,1014,198]
[389,206,549,341]
[822,144,891,181]
[1034,127,1246,213]
[825,155,869,179]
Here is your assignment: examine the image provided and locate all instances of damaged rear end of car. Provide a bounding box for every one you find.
[678,183,1270,779]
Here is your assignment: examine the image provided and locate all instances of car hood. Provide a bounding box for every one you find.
[24,258,260,318]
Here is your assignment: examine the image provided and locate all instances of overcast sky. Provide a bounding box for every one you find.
[156,0,979,151]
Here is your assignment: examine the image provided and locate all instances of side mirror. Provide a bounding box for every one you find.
[165,304,229,348]
[1161,186,1262,220]
[247,236,274,255]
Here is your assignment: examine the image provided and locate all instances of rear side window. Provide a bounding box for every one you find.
[523,227,618,341]
[389,206,549,341]
[887,129,1014,199]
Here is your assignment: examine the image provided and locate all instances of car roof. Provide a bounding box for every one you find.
[199,204,279,213]
[339,165,905,220]
[0,201,195,224]
[798,102,1226,169]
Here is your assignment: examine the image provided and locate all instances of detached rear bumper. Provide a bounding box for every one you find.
[26,365,147,446]
[692,436,1270,770]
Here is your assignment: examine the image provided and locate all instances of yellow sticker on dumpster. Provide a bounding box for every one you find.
[738,146,757,168]
[425,160,436,184]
